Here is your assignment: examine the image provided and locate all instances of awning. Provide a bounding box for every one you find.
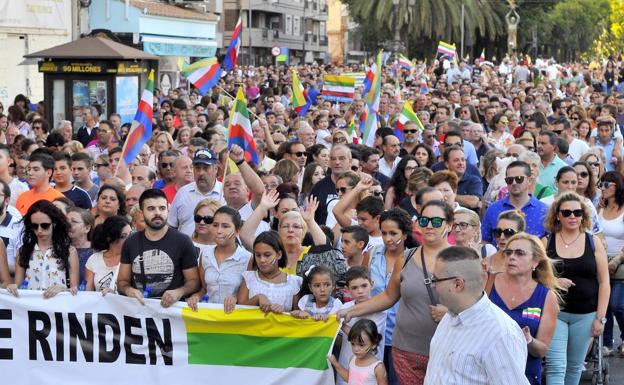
[142,34,217,57]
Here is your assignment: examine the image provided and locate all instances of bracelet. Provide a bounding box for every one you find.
[235,159,245,166]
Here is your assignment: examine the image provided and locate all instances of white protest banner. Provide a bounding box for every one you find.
[0,290,339,385]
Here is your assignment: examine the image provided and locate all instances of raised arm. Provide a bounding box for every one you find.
[240,190,280,251]
[333,177,372,228]
[229,144,265,209]
[302,196,327,246]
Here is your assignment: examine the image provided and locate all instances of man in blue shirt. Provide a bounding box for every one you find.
[444,145,482,210]
[482,160,549,246]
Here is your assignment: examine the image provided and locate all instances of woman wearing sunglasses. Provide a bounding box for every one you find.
[581,149,606,185]
[340,202,450,385]
[7,200,79,298]
[542,192,609,385]
[191,199,223,257]
[489,233,560,385]
[597,171,624,356]
[573,161,600,208]
[384,156,418,210]
[483,210,525,276]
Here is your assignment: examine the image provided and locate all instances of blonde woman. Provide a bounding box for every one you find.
[490,232,560,385]
[272,159,300,185]
[484,209,526,276]
[453,208,496,258]
[541,192,610,385]
[149,131,174,169]
[192,199,223,257]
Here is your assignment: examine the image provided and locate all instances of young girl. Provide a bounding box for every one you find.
[292,265,343,321]
[236,231,302,314]
[329,319,388,385]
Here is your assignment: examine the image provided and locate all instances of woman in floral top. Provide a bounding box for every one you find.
[7,200,79,298]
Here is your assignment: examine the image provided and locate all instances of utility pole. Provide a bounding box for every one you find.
[248,5,253,66]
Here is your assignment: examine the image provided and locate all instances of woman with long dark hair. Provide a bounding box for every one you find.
[384,156,418,210]
[413,144,435,168]
[85,215,131,293]
[7,200,79,297]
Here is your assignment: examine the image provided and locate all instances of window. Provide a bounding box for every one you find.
[293,16,300,36]
[285,15,292,35]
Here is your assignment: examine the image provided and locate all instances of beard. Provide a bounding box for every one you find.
[145,216,167,230]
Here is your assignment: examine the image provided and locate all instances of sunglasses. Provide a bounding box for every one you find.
[372,191,383,197]
[194,215,214,224]
[336,187,350,194]
[493,228,517,238]
[502,249,529,257]
[95,163,109,168]
[31,222,52,231]
[504,176,525,185]
[578,171,589,178]
[559,209,583,218]
[404,129,418,134]
[333,137,347,144]
[418,216,445,228]
[350,166,360,172]
[291,151,306,157]
[570,117,579,120]
[160,162,174,169]
[424,274,459,285]
[599,181,614,189]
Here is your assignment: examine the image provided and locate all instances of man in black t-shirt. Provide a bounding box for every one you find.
[117,188,199,307]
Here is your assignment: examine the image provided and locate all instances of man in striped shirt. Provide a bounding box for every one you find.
[425,246,529,385]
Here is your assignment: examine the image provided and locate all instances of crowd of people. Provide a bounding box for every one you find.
[0,52,623,385]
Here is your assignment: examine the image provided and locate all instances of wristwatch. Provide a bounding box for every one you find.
[597,317,607,324]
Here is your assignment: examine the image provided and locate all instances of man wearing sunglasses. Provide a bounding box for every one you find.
[162,156,194,204]
[426,246,529,385]
[399,121,420,157]
[482,160,548,246]
[152,150,181,189]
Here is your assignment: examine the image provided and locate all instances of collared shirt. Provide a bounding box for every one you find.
[201,244,251,304]
[424,294,529,385]
[537,155,567,190]
[378,156,402,178]
[482,195,548,246]
[457,172,483,198]
[168,181,224,236]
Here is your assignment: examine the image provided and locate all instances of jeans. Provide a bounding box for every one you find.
[546,311,595,385]
[604,280,624,348]
[384,345,399,385]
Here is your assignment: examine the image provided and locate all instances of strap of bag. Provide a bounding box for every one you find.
[419,247,438,305]
[485,271,498,295]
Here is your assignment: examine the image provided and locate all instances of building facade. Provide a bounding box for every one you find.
[222,0,329,66]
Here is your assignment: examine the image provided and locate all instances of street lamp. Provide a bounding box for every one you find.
[393,0,401,55]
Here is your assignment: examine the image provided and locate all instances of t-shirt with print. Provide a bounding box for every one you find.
[120,227,198,298]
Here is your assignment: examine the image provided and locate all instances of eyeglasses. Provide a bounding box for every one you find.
[372,191,383,197]
[279,223,304,230]
[194,215,214,224]
[30,222,52,231]
[559,209,583,218]
[578,171,589,178]
[599,181,615,189]
[8,164,15,168]
[418,216,445,228]
[504,176,525,185]
[333,137,347,144]
[502,249,529,257]
[160,162,174,169]
[424,274,459,285]
[570,117,579,121]
[291,151,306,158]
[404,129,418,134]
[589,161,600,167]
[336,187,350,194]
[453,222,473,231]
[95,163,109,168]
[350,166,360,172]
[493,228,517,238]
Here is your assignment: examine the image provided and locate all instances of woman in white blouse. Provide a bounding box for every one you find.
[186,206,251,311]
[85,215,131,293]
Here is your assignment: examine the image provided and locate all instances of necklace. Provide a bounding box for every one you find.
[560,232,581,248]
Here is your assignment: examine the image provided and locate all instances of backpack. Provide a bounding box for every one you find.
[296,244,348,301]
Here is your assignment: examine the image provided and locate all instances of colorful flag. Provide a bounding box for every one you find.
[181,57,223,95]
[397,54,413,71]
[479,49,485,63]
[321,75,355,103]
[419,76,429,94]
[395,101,424,141]
[121,69,154,166]
[347,117,359,144]
[362,63,377,98]
[437,41,456,58]
[291,69,308,115]
[362,51,383,147]
[223,16,243,72]
[522,307,542,321]
[227,87,258,164]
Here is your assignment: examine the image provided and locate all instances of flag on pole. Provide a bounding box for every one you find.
[395,101,424,141]
[181,58,223,95]
[479,49,485,63]
[227,87,258,164]
[437,41,456,59]
[419,76,429,94]
[321,75,355,103]
[397,54,413,71]
[121,70,154,166]
[223,17,243,72]
[362,63,377,98]
[291,70,308,116]
[347,117,359,144]
[362,51,383,147]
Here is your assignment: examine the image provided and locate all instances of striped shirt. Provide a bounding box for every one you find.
[424,294,529,385]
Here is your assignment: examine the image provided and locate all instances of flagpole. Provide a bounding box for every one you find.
[216,85,262,120]
[219,150,230,202]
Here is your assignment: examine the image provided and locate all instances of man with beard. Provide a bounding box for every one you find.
[360,147,389,189]
[168,148,224,236]
[117,188,200,305]
[399,121,420,157]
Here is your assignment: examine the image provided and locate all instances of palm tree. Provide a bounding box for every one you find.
[344,0,506,56]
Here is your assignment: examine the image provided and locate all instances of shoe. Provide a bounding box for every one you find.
[602,346,613,357]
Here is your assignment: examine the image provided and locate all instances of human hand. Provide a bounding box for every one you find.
[186,294,200,312]
[126,287,146,305]
[224,295,237,314]
[43,285,66,299]
[291,310,310,319]
[355,176,373,192]
[69,286,78,296]
[557,278,575,290]
[6,283,19,298]
[302,196,319,222]
[522,326,534,344]
[327,355,339,366]
[258,295,272,313]
[313,314,329,322]
[336,308,354,323]
[608,256,621,275]
[161,288,183,308]
[269,304,284,314]
[259,190,280,211]
[101,287,114,296]
[430,304,448,323]
[591,319,604,337]
[229,144,245,164]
